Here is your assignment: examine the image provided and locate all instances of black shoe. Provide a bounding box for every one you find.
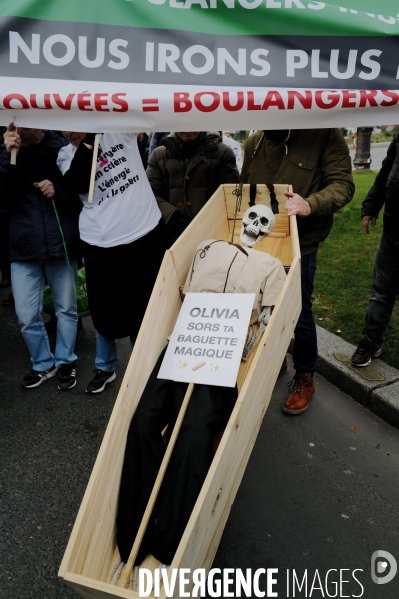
[58,363,77,390]
[85,369,116,394]
[21,365,57,388]
[351,335,382,367]
[2,291,14,306]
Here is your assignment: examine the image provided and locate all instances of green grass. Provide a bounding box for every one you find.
[370,131,397,143]
[314,171,399,368]
[345,130,397,144]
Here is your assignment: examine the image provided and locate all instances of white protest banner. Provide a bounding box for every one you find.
[158,292,255,388]
[1,1,399,130]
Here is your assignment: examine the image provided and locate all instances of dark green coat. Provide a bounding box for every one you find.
[147,132,240,224]
[241,129,355,255]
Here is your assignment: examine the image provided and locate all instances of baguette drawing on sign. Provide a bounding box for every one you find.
[192,362,206,371]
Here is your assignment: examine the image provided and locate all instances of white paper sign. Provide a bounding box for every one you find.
[223,135,243,173]
[158,292,255,387]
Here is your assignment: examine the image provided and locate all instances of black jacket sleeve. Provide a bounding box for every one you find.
[0,144,18,211]
[52,181,82,216]
[361,134,398,218]
[62,141,94,195]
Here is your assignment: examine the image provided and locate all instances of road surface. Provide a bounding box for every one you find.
[1,290,398,599]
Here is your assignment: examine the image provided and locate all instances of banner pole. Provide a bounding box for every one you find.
[88,134,100,204]
[118,382,195,589]
[10,125,19,165]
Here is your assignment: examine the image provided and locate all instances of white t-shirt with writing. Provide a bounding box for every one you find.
[57,133,161,248]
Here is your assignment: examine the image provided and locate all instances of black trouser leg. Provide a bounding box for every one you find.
[116,349,237,565]
[116,350,171,564]
[151,383,237,564]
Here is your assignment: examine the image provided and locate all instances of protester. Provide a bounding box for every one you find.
[351,134,399,367]
[148,132,169,159]
[241,129,354,414]
[1,203,14,307]
[1,125,13,303]
[58,131,170,394]
[137,132,150,169]
[0,207,10,287]
[146,131,240,242]
[0,123,81,390]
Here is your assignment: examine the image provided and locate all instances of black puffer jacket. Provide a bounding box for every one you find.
[0,131,81,262]
[146,132,240,224]
[362,133,399,242]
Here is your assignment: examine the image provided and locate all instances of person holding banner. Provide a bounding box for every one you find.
[58,131,170,394]
[0,123,81,390]
[241,128,354,415]
[146,131,239,242]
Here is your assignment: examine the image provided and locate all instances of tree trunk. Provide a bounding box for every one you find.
[353,127,373,170]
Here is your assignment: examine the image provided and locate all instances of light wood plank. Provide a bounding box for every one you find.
[88,134,100,204]
[10,147,18,165]
[225,183,289,219]
[64,573,137,599]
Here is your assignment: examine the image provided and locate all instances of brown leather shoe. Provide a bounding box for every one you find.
[282,372,314,414]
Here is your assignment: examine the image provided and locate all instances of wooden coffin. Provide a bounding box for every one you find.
[59,184,301,598]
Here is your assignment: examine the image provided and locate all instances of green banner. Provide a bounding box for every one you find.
[1,0,399,36]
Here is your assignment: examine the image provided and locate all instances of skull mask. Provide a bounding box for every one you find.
[240,204,276,248]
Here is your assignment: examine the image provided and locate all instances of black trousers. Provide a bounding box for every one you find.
[82,219,170,339]
[116,349,238,565]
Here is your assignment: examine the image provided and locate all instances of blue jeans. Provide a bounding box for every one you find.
[362,232,399,347]
[11,258,78,371]
[95,332,118,372]
[95,332,136,372]
[292,251,318,374]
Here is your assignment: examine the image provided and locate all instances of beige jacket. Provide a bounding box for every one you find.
[183,240,286,324]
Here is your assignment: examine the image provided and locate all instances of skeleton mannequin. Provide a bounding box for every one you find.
[183,203,284,359]
[240,204,276,328]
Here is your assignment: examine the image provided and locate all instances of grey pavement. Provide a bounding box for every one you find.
[213,355,399,598]
[316,325,399,431]
[1,284,399,598]
[0,287,132,599]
